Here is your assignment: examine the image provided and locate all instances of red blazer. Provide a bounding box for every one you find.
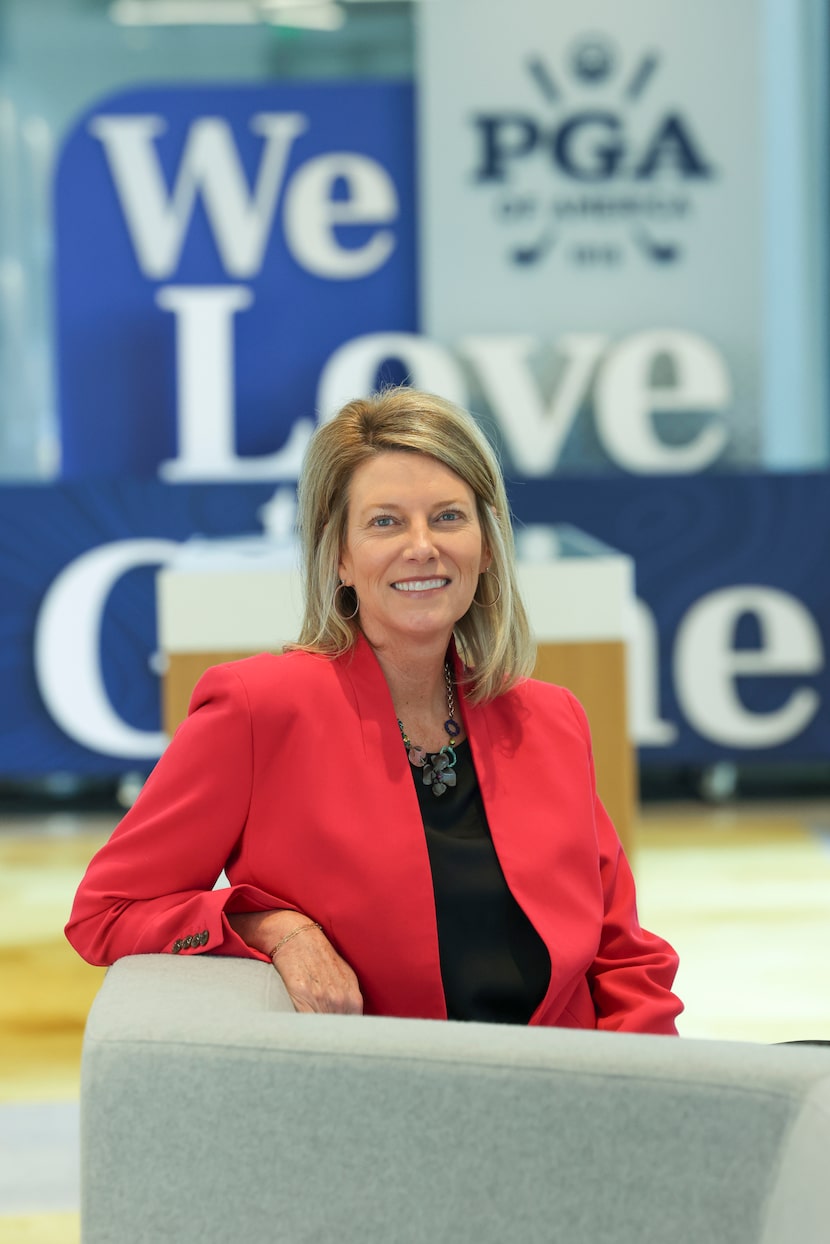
[66,636,682,1034]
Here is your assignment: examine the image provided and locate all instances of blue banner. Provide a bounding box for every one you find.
[55,83,417,479]
[17,78,824,776]
[1,474,827,773]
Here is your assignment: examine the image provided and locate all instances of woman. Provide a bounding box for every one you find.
[66,387,682,1033]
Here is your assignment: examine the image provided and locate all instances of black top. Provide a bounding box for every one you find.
[411,739,550,1024]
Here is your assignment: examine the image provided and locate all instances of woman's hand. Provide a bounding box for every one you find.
[227,909,363,1015]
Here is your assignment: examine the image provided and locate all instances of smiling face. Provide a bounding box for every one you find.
[338,451,490,655]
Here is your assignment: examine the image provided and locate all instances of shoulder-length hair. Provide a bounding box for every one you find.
[290,386,535,703]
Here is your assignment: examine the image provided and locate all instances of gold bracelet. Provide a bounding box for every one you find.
[268,921,322,960]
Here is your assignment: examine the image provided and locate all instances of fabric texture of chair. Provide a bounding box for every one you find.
[80,954,830,1244]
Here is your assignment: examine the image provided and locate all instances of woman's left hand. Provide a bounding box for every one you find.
[227,909,364,1014]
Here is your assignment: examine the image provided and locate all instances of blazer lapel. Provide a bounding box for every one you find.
[459,671,605,1020]
[334,636,447,1017]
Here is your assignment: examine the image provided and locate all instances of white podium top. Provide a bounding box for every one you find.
[157,525,634,653]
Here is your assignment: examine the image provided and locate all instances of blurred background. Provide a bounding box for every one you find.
[1,1,829,1238]
[1,0,829,809]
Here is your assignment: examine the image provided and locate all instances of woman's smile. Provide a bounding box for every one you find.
[391,577,450,593]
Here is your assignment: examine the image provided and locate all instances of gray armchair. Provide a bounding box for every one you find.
[80,954,830,1244]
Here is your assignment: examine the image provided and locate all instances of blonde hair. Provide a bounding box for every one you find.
[291,386,535,703]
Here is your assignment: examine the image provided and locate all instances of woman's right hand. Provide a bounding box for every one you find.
[227,909,363,1015]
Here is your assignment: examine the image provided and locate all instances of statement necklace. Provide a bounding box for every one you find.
[397,663,461,797]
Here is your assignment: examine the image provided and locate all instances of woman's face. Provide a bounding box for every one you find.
[338,451,490,653]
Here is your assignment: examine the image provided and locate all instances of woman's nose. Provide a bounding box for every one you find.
[405,521,438,559]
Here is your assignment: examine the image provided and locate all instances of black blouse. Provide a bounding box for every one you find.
[411,739,550,1024]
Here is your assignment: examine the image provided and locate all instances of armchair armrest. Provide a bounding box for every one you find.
[80,955,830,1244]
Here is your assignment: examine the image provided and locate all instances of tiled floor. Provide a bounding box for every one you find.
[1,800,830,1243]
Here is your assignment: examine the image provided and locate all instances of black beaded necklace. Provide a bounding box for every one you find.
[396,663,461,797]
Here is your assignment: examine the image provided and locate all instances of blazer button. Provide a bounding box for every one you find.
[172,940,183,953]
[199,931,209,946]
[183,935,194,948]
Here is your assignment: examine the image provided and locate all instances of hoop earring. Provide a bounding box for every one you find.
[474,568,502,608]
[334,581,359,620]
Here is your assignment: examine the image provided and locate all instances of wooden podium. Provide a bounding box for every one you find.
[156,527,637,855]
[518,529,637,857]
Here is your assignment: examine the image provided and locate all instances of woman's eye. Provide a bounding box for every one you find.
[437,510,462,522]
[371,515,395,528]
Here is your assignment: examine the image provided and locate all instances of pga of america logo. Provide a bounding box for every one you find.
[469,34,717,269]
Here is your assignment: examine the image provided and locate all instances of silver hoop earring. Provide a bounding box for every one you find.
[334,581,359,620]
[474,568,502,608]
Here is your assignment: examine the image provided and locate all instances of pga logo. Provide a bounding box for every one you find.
[469,34,717,267]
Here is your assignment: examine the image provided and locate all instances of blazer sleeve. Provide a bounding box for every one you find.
[65,662,297,967]
[564,692,683,1035]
